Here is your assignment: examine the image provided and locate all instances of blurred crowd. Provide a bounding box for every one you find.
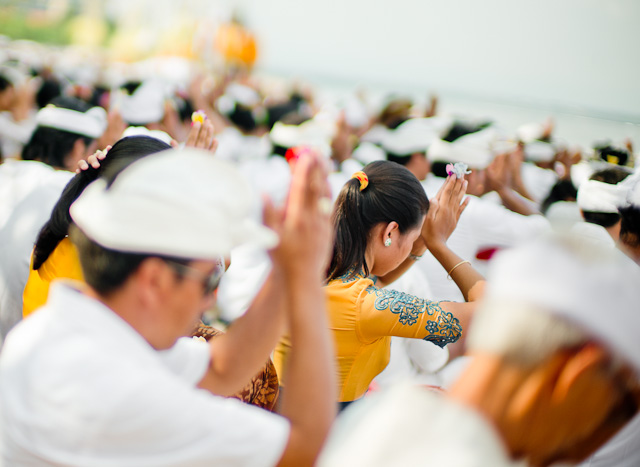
[1,34,640,467]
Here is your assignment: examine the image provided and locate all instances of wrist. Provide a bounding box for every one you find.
[425,239,449,256]
[411,245,427,257]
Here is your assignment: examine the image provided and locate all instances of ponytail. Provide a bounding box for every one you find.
[327,161,429,281]
[32,166,102,270]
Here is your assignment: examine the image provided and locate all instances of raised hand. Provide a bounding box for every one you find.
[76,145,111,173]
[486,153,512,193]
[185,116,218,153]
[266,152,333,280]
[97,110,126,149]
[421,174,469,250]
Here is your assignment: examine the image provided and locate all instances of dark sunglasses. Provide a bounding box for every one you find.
[164,259,225,296]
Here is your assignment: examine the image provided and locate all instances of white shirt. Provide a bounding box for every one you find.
[420,174,550,301]
[0,111,36,159]
[579,414,640,467]
[0,160,73,345]
[0,283,290,466]
[318,384,524,467]
[217,244,272,323]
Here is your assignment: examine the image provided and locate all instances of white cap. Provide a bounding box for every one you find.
[36,105,107,139]
[577,179,628,213]
[70,148,278,260]
[112,80,167,125]
[484,234,640,373]
[427,128,497,169]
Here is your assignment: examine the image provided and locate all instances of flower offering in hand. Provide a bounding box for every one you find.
[446,162,472,179]
[191,110,207,125]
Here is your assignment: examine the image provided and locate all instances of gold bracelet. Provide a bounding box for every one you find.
[447,260,470,280]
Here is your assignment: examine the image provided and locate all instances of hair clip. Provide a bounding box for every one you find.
[351,171,369,191]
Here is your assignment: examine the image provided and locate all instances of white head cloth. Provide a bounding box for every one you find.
[517,122,544,143]
[427,127,497,169]
[622,171,640,208]
[112,80,167,125]
[270,117,336,158]
[71,148,278,259]
[122,126,173,145]
[484,233,640,373]
[381,118,443,156]
[577,179,629,213]
[217,82,262,115]
[36,105,107,139]
[524,140,555,162]
[352,142,386,165]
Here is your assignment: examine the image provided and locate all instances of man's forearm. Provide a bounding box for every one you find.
[277,270,336,466]
[201,265,288,396]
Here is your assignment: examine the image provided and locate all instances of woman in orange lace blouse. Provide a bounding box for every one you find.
[275,161,484,408]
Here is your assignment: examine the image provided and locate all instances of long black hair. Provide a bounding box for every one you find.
[31,136,171,270]
[327,161,429,281]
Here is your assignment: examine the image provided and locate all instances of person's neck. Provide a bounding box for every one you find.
[605,222,621,242]
[84,285,170,350]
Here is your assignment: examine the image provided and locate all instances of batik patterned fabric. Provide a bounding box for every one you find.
[274,271,462,403]
[192,324,279,412]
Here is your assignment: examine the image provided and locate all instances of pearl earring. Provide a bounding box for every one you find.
[384,238,392,247]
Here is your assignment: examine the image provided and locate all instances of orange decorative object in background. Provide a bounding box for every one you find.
[214,19,258,69]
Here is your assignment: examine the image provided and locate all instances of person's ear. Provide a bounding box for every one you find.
[382,221,399,245]
[135,258,176,309]
[63,139,88,171]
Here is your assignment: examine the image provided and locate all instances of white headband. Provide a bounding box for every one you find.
[36,105,107,139]
[577,179,629,213]
[622,171,640,208]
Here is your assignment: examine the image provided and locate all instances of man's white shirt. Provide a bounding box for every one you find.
[0,282,290,466]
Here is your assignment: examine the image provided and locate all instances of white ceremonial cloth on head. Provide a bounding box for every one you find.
[577,179,628,213]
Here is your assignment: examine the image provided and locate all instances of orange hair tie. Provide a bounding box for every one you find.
[351,171,369,191]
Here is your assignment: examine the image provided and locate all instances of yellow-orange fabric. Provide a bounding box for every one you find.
[274,272,462,402]
[23,238,83,318]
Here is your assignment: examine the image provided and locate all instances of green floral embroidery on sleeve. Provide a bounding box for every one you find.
[370,289,431,326]
[422,304,462,348]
